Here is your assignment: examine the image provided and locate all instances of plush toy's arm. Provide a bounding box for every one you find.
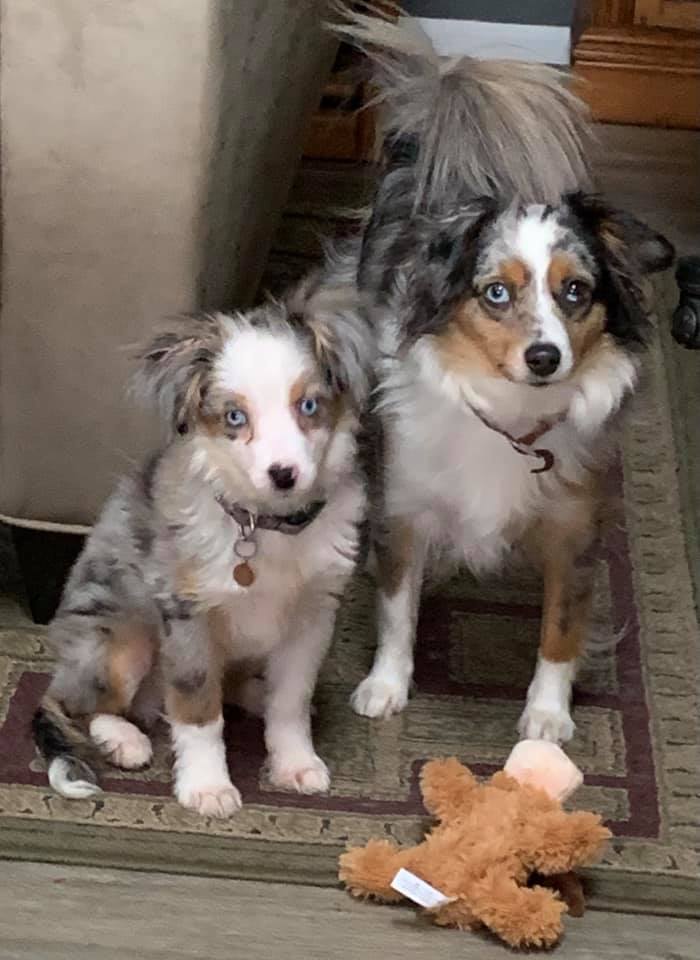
[420,757,478,821]
[461,867,567,949]
[522,809,611,874]
[339,839,419,902]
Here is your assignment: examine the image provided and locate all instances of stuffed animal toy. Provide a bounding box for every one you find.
[339,740,611,949]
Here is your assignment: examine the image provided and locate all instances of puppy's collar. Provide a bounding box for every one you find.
[216,496,326,536]
[465,402,567,474]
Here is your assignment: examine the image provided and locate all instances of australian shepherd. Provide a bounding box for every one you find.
[331,9,675,741]
[33,279,373,816]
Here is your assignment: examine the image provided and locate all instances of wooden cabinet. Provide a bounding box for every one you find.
[634,0,700,30]
[574,0,700,127]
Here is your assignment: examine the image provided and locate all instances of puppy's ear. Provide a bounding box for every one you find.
[567,193,675,345]
[133,313,225,433]
[288,277,375,408]
[404,199,498,343]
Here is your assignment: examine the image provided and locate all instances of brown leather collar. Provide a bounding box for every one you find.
[466,402,567,474]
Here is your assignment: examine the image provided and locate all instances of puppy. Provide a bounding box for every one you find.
[330,11,674,741]
[33,278,373,816]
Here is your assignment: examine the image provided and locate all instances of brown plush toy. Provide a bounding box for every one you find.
[339,741,611,949]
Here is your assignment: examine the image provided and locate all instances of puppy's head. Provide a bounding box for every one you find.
[407,195,674,386]
[135,278,374,508]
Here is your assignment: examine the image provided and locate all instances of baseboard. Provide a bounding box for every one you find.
[574,26,700,128]
[407,16,572,64]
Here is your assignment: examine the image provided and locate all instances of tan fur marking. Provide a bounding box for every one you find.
[95,622,153,715]
[175,565,201,600]
[201,390,252,443]
[376,518,415,598]
[434,298,529,380]
[165,675,222,726]
[546,252,580,295]
[499,258,531,290]
[163,611,225,726]
[530,486,602,663]
[289,371,342,433]
[567,302,607,363]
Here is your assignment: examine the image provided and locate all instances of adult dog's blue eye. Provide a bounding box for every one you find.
[565,280,585,304]
[299,397,318,417]
[484,282,511,306]
[226,409,248,428]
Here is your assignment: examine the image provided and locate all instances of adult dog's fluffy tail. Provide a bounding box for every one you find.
[33,697,101,799]
[331,5,592,207]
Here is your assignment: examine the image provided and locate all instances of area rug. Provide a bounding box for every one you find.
[0,322,698,915]
[1,156,699,916]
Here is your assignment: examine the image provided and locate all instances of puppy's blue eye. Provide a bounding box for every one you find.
[299,397,318,417]
[225,409,247,428]
[484,282,510,306]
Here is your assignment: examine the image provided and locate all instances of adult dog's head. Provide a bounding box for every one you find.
[399,193,674,393]
[135,278,374,511]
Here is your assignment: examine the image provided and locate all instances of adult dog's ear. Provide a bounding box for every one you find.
[404,198,498,344]
[133,313,225,433]
[567,193,675,345]
[288,277,376,409]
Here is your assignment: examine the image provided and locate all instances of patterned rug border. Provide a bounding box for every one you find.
[1,814,699,919]
[1,331,698,915]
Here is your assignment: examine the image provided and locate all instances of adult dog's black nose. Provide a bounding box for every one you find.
[268,464,297,491]
[525,343,561,378]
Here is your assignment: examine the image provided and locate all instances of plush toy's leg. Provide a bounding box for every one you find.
[536,872,586,918]
[419,758,478,821]
[467,869,567,948]
[339,839,416,902]
[523,809,611,874]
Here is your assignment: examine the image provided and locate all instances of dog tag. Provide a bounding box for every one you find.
[233,562,255,587]
[234,539,257,559]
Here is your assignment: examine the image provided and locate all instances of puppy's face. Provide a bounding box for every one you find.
[137,281,373,511]
[201,328,344,506]
[405,196,673,389]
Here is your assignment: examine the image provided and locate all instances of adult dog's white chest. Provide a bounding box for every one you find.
[379,343,599,573]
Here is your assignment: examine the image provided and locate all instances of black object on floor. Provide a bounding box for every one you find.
[672,255,700,350]
[11,527,84,625]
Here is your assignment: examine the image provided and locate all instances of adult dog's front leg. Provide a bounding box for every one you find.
[352,517,425,718]
[160,599,241,818]
[519,511,599,744]
[265,592,338,794]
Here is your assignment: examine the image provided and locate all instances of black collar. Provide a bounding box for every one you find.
[216,496,326,536]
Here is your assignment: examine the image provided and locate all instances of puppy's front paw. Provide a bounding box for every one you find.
[175,780,242,818]
[518,704,575,744]
[351,672,409,719]
[89,714,153,769]
[268,753,330,794]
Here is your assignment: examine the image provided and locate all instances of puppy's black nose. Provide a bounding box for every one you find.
[268,464,297,491]
[525,342,561,378]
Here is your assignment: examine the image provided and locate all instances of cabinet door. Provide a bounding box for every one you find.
[635,0,700,30]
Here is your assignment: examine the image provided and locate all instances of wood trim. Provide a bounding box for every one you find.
[574,25,700,127]
[634,0,700,31]
[590,0,637,27]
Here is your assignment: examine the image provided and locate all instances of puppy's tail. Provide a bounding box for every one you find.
[330,4,592,208]
[32,696,102,799]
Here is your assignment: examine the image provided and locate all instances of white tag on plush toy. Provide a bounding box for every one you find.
[391,868,452,909]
